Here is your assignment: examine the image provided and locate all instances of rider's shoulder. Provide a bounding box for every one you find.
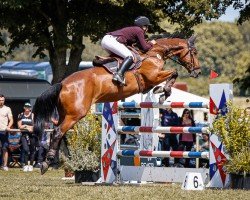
[123,26,143,32]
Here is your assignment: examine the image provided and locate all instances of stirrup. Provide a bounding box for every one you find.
[113,73,125,85]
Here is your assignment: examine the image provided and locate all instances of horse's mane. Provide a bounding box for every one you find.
[149,32,187,40]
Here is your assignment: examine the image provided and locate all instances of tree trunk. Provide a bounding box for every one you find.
[66,35,85,77]
[50,49,67,84]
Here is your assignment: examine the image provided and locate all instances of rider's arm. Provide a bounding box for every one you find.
[136,30,153,51]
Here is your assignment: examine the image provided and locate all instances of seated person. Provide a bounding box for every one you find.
[199,133,209,152]
[198,133,209,168]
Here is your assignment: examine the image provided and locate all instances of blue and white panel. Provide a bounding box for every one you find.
[101,102,118,183]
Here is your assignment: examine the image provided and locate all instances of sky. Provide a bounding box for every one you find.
[218,5,241,22]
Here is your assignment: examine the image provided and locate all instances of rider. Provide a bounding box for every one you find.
[101,16,156,85]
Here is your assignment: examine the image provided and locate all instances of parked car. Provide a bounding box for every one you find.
[1,61,94,83]
[0,61,39,78]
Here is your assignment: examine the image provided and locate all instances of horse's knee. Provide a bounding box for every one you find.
[172,70,178,79]
[153,86,164,94]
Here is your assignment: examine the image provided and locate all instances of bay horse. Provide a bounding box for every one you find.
[33,35,201,174]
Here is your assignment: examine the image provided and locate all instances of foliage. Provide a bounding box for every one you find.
[163,20,250,96]
[211,102,250,174]
[0,0,247,83]
[64,113,101,172]
[1,20,249,96]
[0,1,249,91]
[225,147,250,175]
[238,0,250,24]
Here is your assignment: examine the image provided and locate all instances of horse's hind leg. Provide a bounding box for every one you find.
[41,114,86,174]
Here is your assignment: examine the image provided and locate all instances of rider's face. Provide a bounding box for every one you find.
[142,26,148,32]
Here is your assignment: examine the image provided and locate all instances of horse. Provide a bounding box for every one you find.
[33,35,201,174]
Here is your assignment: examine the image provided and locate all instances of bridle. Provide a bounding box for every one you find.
[157,40,200,77]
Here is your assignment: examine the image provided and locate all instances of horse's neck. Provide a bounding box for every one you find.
[141,47,164,59]
[157,38,185,46]
[144,38,187,59]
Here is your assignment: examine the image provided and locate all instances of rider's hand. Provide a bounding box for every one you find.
[150,40,157,45]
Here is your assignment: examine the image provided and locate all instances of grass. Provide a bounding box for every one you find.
[0,168,249,200]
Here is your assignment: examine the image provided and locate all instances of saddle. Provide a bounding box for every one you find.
[93,47,142,74]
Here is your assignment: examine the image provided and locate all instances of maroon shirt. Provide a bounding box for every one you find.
[107,26,153,51]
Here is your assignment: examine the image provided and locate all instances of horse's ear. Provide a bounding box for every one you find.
[188,35,197,47]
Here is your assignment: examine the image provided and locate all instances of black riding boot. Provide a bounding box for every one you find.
[113,56,133,85]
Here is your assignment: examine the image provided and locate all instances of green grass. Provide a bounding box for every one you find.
[0,168,249,200]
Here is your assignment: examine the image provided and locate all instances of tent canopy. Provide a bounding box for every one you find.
[125,87,209,104]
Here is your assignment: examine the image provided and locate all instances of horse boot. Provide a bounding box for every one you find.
[41,149,57,175]
[113,56,133,86]
[41,127,62,175]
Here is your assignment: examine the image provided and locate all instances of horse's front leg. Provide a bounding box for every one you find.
[41,126,63,175]
[159,78,177,103]
[156,69,178,82]
[153,69,178,103]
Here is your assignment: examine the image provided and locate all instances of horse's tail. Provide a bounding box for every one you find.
[33,83,62,139]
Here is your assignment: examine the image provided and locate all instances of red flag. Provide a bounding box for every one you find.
[209,97,218,115]
[210,70,219,79]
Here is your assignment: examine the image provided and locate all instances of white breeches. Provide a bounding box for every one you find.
[101,35,133,59]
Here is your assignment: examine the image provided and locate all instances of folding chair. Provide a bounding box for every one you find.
[8,132,22,168]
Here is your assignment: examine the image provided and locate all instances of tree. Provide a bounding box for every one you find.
[0,0,249,83]
[237,0,250,24]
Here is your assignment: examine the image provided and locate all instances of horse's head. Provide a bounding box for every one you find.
[155,35,201,78]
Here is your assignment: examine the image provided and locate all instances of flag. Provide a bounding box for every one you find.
[210,70,219,79]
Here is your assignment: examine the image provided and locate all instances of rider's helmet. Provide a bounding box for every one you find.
[134,16,152,27]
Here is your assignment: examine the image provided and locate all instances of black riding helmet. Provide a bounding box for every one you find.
[134,16,152,27]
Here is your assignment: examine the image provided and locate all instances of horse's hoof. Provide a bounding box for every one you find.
[40,162,49,175]
[159,94,166,104]
[164,91,172,99]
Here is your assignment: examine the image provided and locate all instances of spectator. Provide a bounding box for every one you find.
[121,108,140,145]
[199,133,209,152]
[35,113,59,169]
[160,108,179,167]
[34,122,50,168]
[198,133,209,167]
[177,108,196,168]
[17,102,36,172]
[0,94,13,171]
[50,111,60,169]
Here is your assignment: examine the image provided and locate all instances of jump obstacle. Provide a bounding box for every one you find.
[101,84,233,188]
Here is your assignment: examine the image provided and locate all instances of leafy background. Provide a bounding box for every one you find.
[1,20,249,96]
